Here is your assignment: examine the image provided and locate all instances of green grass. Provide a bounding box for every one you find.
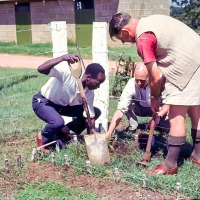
[0,67,48,138]
[0,42,52,57]
[0,41,141,62]
[0,60,198,198]
[15,181,96,200]
[0,67,200,199]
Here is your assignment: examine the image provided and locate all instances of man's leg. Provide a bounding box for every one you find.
[125,102,152,132]
[158,116,170,133]
[188,105,200,165]
[125,104,138,132]
[164,105,188,168]
[148,105,188,175]
[61,105,101,134]
[32,93,64,144]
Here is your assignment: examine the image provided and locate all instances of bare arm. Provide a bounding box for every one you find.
[106,110,124,139]
[158,104,170,117]
[37,54,80,75]
[146,61,162,113]
[145,61,161,97]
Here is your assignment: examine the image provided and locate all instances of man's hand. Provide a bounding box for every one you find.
[37,54,80,75]
[105,132,115,152]
[146,114,160,129]
[105,132,112,139]
[63,54,80,64]
[151,98,160,114]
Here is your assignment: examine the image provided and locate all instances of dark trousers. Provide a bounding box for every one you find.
[32,92,101,144]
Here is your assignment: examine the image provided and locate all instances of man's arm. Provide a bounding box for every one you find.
[106,79,136,139]
[158,104,170,118]
[147,104,170,129]
[145,61,161,98]
[37,54,80,75]
[106,110,124,139]
[145,61,162,113]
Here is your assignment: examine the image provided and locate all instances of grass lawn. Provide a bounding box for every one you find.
[0,41,141,62]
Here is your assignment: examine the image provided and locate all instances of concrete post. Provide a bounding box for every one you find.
[92,22,109,132]
[51,21,72,125]
[51,21,68,57]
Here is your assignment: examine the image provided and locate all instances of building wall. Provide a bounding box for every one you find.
[31,0,75,43]
[95,0,170,46]
[0,0,170,46]
[0,4,16,43]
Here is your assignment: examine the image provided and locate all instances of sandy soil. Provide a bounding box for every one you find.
[0,54,117,73]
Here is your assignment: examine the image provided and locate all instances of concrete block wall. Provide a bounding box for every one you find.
[0,4,16,43]
[95,0,170,47]
[122,0,170,17]
[0,1,75,44]
[31,0,75,43]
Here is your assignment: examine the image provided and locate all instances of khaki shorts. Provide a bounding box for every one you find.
[163,66,200,105]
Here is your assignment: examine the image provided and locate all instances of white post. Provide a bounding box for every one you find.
[92,22,109,132]
[51,21,68,58]
[51,21,72,125]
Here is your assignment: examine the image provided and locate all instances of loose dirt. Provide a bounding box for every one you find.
[3,161,165,200]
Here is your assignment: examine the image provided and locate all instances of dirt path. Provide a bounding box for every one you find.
[0,54,117,73]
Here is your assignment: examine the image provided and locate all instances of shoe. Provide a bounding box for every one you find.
[190,156,200,167]
[57,131,73,144]
[36,132,50,153]
[146,163,178,175]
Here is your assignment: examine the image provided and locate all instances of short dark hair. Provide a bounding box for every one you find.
[109,12,131,40]
[85,63,105,78]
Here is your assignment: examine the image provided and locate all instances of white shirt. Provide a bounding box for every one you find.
[40,62,95,118]
[117,78,151,113]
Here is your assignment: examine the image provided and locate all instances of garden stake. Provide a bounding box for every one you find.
[114,134,118,141]
[31,148,37,162]
[142,174,147,188]
[73,135,78,144]
[85,160,92,174]
[51,152,55,165]
[134,134,139,148]
[136,113,156,166]
[64,155,70,167]
[114,167,120,182]
[4,159,10,173]
[16,154,22,167]
[55,141,60,152]
[176,182,182,199]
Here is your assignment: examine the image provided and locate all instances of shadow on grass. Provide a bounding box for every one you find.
[0,74,38,91]
[114,123,193,168]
